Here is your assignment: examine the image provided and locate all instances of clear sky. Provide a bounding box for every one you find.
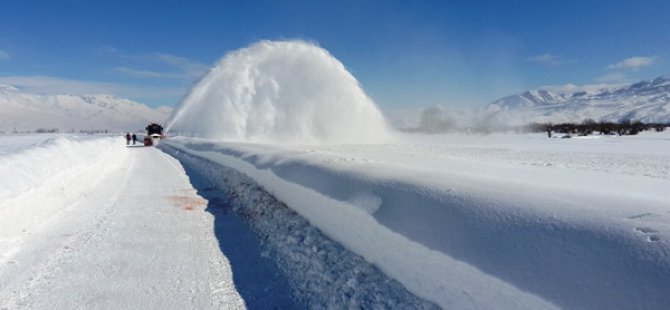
[1,0,669,108]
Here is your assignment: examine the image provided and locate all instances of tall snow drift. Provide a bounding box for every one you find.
[167,40,391,144]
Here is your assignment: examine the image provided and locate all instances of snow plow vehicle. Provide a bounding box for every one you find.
[144,123,164,146]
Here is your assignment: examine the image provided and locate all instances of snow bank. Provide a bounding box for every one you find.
[0,135,129,263]
[0,134,65,156]
[0,136,128,202]
[167,145,437,309]
[166,40,391,144]
[162,135,670,309]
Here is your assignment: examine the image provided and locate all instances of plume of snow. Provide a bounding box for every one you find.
[167,40,391,144]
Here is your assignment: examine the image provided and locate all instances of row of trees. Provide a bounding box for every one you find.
[35,128,60,133]
[528,119,668,137]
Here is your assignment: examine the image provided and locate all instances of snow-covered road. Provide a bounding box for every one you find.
[0,143,245,309]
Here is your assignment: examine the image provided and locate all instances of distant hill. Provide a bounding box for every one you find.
[386,76,670,133]
[486,76,670,125]
[0,85,172,133]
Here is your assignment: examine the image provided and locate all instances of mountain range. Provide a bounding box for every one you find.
[0,84,172,133]
[486,75,670,125]
[2,75,669,135]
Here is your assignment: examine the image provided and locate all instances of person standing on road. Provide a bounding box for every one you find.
[132,133,137,145]
[125,132,131,145]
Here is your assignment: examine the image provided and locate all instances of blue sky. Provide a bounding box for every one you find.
[1,0,669,108]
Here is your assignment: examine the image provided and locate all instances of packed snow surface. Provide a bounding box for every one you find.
[0,135,246,308]
[167,40,391,144]
[163,132,670,309]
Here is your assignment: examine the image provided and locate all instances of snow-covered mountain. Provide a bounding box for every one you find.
[0,84,172,133]
[486,76,670,124]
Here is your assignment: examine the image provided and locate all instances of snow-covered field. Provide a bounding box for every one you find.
[161,131,670,309]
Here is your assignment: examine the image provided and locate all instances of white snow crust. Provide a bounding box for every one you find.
[162,132,670,309]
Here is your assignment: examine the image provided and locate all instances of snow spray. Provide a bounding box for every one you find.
[166,40,391,144]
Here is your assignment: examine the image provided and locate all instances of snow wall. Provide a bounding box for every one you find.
[163,143,437,309]
[166,40,391,144]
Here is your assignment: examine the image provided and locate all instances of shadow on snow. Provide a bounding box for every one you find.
[180,163,300,309]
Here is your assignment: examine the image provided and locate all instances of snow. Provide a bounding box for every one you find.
[0,135,246,308]
[1,132,668,309]
[0,135,126,203]
[3,38,669,308]
[166,40,391,144]
[168,146,438,309]
[0,134,440,309]
[0,134,66,155]
[161,132,670,309]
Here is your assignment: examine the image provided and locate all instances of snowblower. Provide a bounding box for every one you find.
[144,123,164,146]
